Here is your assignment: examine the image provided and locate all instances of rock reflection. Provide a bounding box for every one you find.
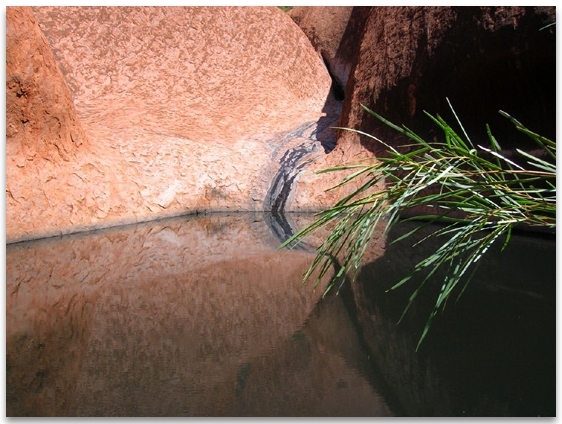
[350,221,556,417]
[6,212,391,417]
[227,289,393,417]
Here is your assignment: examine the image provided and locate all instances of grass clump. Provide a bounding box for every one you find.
[281,100,556,350]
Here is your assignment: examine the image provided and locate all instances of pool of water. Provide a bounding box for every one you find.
[349,220,556,417]
[5,212,556,416]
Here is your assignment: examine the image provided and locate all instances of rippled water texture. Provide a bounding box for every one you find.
[6,213,555,416]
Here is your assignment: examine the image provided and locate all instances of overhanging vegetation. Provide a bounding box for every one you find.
[282,100,556,349]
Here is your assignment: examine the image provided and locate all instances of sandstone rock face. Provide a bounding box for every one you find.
[291,6,556,211]
[6,6,334,243]
[289,6,370,98]
[34,6,329,143]
[9,6,555,243]
[6,7,88,165]
[288,6,353,94]
[336,6,557,152]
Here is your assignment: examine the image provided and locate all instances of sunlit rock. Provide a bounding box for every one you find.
[6,7,89,165]
[6,6,332,243]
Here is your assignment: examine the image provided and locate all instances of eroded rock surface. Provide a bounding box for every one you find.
[290,6,556,211]
[336,6,556,152]
[6,6,333,243]
[6,7,88,165]
[289,6,369,98]
[9,6,554,243]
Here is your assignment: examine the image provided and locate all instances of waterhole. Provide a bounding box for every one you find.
[5,212,555,416]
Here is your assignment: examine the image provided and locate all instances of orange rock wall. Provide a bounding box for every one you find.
[6,7,88,164]
[6,6,333,243]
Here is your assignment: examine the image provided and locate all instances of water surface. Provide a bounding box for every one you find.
[6,213,555,416]
[6,212,391,416]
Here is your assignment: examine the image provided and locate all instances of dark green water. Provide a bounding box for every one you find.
[5,213,555,416]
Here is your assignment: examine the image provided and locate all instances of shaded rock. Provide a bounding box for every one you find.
[337,6,556,154]
[6,6,333,243]
[289,6,353,96]
[292,6,556,211]
[289,6,370,99]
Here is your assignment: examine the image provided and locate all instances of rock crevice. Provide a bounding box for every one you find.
[7,6,555,243]
[6,6,334,243]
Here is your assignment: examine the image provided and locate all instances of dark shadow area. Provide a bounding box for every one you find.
[414,7,556,151]
[332,6,373,98]
[314,87,343,154]
[346,220,556,416]
[316,6,371,154]
[356,7,556,156]
[322,57,345,102]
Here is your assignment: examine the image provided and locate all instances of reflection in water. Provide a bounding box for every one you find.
[6,212,391,417]
[350,221,556,417]
[6,213,555,416]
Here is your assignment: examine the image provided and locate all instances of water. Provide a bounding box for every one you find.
[351,220,556,417]
[5,213,555,416]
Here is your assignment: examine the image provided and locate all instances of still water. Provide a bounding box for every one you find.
[5,212,555,416]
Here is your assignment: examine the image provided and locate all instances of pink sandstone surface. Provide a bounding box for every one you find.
[6,6,336,243]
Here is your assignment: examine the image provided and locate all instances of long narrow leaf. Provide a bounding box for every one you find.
[280,104,555,350]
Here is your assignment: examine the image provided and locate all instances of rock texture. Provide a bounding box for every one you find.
[290,6,556,210]
[6,7,88,165]
[6,6,334,243]
[33,6,329,143]
[7,6,556,243]
[289,6,370,99]
[336,6,557,153]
